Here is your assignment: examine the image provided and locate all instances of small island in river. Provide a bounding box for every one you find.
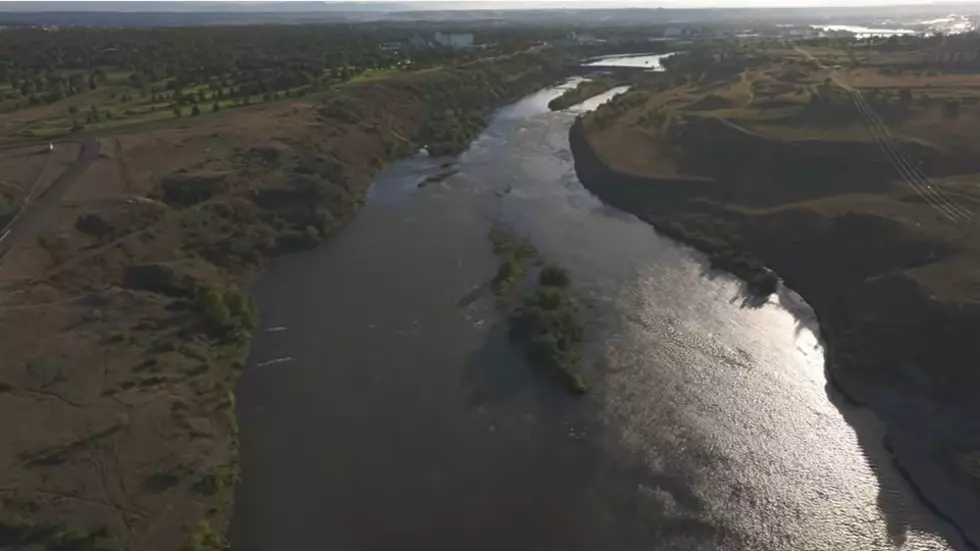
[489,228,588,395]
[548,78,621,111]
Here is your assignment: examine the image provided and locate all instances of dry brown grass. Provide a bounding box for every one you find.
[0,148,50,203]
[845,69,980,90]
[0,49,574,551]
[581,46,980,301]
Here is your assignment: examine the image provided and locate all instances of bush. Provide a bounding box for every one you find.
[75,213,111,237]
[225,285,258,331]
[526,334,562,369]
[492,258,524,294]
[510,305,547,341]
[525,286,566,310]
[747,271,779,296]
[506,266,587,395]
[652,218,777,298]
[198,287,231,330]
[195,282,259,337]
[488,228,536,295]
[539,263,570,287]
[525,335,587,395]
[186,521,222,551]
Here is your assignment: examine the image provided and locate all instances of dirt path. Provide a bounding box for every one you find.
[0,136,101,261]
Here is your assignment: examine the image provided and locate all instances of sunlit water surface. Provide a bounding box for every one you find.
[231,79,963,551]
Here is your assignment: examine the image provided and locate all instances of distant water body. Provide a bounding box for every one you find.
[814,24,917,37]
[585,53,673,70]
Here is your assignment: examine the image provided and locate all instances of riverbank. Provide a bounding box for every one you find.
[232,74,971,550]
[0,49,574,551]
[569,107,980,547]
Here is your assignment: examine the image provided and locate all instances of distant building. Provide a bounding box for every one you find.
[434,32,474,49]
[664,27,684,38]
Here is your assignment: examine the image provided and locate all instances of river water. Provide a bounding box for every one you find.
[231,79,965,550]
[586,53,673,69]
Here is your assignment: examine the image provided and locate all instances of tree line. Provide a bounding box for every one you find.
[0,23,546,114]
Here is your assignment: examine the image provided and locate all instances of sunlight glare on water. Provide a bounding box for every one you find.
[235,77,963,551]
[476,80,961,550]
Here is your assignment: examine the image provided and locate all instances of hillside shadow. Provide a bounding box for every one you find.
[694,260,770,309]
[824,365,976,551]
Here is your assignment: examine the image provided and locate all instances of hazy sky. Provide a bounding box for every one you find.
[7,0,965,8]
[334,0,970,7]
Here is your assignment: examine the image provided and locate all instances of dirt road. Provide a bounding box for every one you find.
[0,136,101,261]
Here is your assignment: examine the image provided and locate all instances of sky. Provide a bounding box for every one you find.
[3,0,972,9]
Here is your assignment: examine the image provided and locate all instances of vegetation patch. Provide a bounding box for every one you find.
[650,217,778,297]
[509,266,588,395]
[488,227,538,295]
[196,282,259,340]
[421,108,488,155]
[145,470,185,493]
[548,78,620,111]
[488,228,587,395]
[185,521,222,551]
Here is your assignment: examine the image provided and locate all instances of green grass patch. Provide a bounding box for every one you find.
[21,126,70,140]
[488,227,537,295]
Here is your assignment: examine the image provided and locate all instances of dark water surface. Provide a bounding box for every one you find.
[231,81,963,550]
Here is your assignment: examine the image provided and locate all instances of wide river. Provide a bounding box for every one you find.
[230,80,966,550]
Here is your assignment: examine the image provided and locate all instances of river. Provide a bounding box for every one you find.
[230,79,966,550]
[585,53,673,70]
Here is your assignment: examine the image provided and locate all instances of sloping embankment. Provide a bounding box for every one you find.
[569,117,980,548]
[0,50,574,551]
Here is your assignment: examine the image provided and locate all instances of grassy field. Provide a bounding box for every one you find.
[2,66,411,143]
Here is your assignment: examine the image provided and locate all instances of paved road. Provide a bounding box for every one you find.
[0,136,101,262]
